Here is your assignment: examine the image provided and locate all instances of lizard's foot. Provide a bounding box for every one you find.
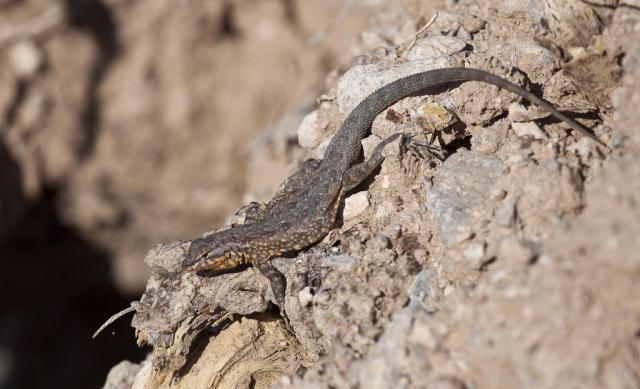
[257,261,293,332]
[404,133,446,161]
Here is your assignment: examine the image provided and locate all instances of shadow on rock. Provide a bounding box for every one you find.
[0,189,146,389]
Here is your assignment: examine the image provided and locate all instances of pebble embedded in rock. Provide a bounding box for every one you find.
[343,191,370,220]
[497,237,537,265]
[413,248,428,262]
[297,110,327,149]
[462,240,486,268]
[427,151,503,247]
[494,197,517,227]
[381,133,403,158]
[322,254,357,272]
[361,135,382,159]
[408,270,440,313]
[369,234,391,251]
[490,188,508,201]
[386,224,403,240]
[9,40,42,79]
[512,121,548,140]
[298,286,314,307]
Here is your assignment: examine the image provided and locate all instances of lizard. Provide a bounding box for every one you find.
[181,67,606,321]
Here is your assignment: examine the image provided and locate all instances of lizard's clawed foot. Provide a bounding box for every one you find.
[257,261,294,333]
[404,133,446,161]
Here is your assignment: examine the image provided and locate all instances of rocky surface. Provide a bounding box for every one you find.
[100,1,640,388]
[1,0,638,388]
[0,1,386,388]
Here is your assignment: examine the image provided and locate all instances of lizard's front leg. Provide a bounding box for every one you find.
[257,260,292,330]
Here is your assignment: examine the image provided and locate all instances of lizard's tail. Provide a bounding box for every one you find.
[343,67,607,148]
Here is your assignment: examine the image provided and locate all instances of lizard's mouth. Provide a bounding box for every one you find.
[184,255,244,273]
[183,257,221,272]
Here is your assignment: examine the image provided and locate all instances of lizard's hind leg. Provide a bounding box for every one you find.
[342,133,404,192]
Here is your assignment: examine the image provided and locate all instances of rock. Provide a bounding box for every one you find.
[298,286,314,307]
[8,40,42,79]
[494,197,517,228]
[297,110,329,149]
[103,360,142,389]
[471,119,509,154]
[461,240,487,269]
[413,248,428,263]
[490,188,508,201]
[350,309,414,388]
[370,234,391,251]
[323,254,357,272]
[337,56,455,118]
[408,270,441,313]
[508,102,549,122]
[381,132,404,157]
[427,150,504,246]
[405,35,468,62]
[343,191,370,220]
[497,237,538,265]
[511,122,548,140]
[386,224,403,240]
[419,101,456,131]
[361,134,382,159]
[528,0,602,47]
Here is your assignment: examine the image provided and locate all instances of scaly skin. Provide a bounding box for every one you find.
[181,67,605,317]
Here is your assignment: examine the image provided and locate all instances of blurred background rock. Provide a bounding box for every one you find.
[0,0,392,387]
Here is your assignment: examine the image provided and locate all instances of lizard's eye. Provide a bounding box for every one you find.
[200,252,209,259]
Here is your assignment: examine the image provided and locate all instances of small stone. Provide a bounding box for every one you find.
[460,14,486,34]
[386,224,403,240]
[419,101,454,130]
[512,121,548,140]
[455,26,472,42]
[413,248,428,262]
[490,188,508,201]
[567,137,594,157]
[343,191,370,220]
[381,175,391,189]
[471,119,509,154]
[374,200,394,219]
[103,360,142,389]
[494,197,517,227]
[508,103,549,122]
[452,230,474,245]
[405,35,467,61]
[297,110,327,149]
[408,270,441,313]
[497,237,538,265]
[381,133,403,157]
[298,286,314,307]
[508,102,533,122]
[313,137,332,159]
[361,134,382,159]
[462,240,486,268]
[369,234,391,251]
[9,40,42,79]
[323,254,357,272]
[443,284,455,297]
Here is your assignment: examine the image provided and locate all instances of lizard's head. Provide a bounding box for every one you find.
[182,237,245,273]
